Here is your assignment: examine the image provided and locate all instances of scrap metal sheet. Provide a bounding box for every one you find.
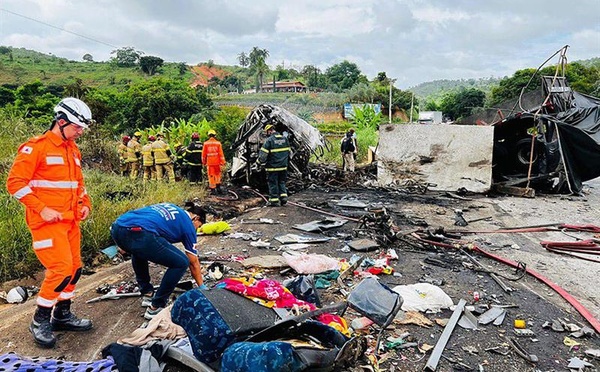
[377,124,494,192]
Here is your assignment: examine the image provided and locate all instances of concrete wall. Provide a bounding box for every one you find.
[377,124,494,193]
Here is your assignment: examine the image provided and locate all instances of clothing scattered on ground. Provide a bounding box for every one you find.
[0,352,117,371]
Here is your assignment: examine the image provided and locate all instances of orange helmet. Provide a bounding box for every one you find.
[148,135,156,141]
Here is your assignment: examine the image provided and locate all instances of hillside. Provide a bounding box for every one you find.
[189,64,230,87]
[0,47,194,88]
[579,57,600,69]
[408,77,502,99]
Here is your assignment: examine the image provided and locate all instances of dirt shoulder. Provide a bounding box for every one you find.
[1,183,599,371]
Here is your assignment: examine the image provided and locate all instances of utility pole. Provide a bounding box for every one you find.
[409,92,414,123]
[389,78,397,124]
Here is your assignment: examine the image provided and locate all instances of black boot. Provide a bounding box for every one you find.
[30,305,56,348]
[51,299,93,332]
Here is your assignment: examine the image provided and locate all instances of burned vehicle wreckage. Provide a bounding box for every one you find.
[492,76,600,194]
[229,78,600,197]
[229,104,327,190]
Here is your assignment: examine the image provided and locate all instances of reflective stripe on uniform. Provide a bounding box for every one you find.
[13,185,33,199]
[37,296,57,307]
[33,238,53,250]
[29,180,78,189]
[46,156,64,165]
[266,167,287,171]
[59,291,75,300]
[270,147,290,152]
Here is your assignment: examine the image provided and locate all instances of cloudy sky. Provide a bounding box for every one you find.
[1,0,598,89]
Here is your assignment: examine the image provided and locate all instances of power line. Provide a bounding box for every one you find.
[0,8,118,49]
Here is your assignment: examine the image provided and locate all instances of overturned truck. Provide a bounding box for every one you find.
[377,75,600,195]
[230,104,326,191]
[492,76,600,194]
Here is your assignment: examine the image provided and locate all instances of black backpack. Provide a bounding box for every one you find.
[341,136,355,153]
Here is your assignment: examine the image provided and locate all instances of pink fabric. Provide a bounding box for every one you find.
[219,277,349,335]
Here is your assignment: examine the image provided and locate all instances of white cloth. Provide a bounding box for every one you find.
[392,283,454,313]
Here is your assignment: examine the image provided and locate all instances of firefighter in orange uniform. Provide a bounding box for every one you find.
[6,97,94,348]
[202,129,226,194]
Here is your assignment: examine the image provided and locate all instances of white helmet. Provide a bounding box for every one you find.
[54,97,93,129]
[6,286,28,303]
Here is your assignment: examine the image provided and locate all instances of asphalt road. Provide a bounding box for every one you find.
[0,180,598,370]
[478,178,600,321]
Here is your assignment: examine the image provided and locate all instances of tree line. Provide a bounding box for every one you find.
[1,45,598,124]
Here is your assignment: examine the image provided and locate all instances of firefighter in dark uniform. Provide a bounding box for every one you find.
[183,132,203,184]
[256,124,291,207]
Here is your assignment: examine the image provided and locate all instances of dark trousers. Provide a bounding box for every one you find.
[110,224,189,308]
[187,165,203,183]
[267,170,288,204]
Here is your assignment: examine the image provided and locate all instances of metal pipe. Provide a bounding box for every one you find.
[424,299,466,371]
[474,245,600,333]
[287,201,361,222]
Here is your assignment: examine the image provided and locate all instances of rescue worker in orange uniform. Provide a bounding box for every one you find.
[6,97,94,348]
[141,135,156,183]
[152,133,175,182]
[126,131,142,179]
[202,129,226,194]
[117,135,130,176]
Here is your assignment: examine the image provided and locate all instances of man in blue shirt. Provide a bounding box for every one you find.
[110,202,206,319]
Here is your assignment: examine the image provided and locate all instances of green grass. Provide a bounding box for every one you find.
[0,47,194,89]
[314,122,379,166]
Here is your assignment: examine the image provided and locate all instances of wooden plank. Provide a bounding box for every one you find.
[492,184,535,198]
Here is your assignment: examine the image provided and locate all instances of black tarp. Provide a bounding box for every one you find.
[554,92,600,191]
[492,81,600,194]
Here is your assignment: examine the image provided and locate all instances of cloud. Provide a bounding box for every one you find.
[0,0,598,88]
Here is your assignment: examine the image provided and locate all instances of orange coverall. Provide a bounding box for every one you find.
[202,137,226,190]
[6,131,91,308]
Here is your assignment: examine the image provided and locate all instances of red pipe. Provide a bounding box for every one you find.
[473,245,600,333]
[541,239,600,249]
[543,247,600,255]
[449,223,600,235]
[544,248,600,263]
[410,233,600,332]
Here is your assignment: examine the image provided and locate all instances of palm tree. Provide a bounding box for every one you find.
[249,47,270,92]
[237,52,250,67]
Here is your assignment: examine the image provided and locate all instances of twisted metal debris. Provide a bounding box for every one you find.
[230,104,326,189]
